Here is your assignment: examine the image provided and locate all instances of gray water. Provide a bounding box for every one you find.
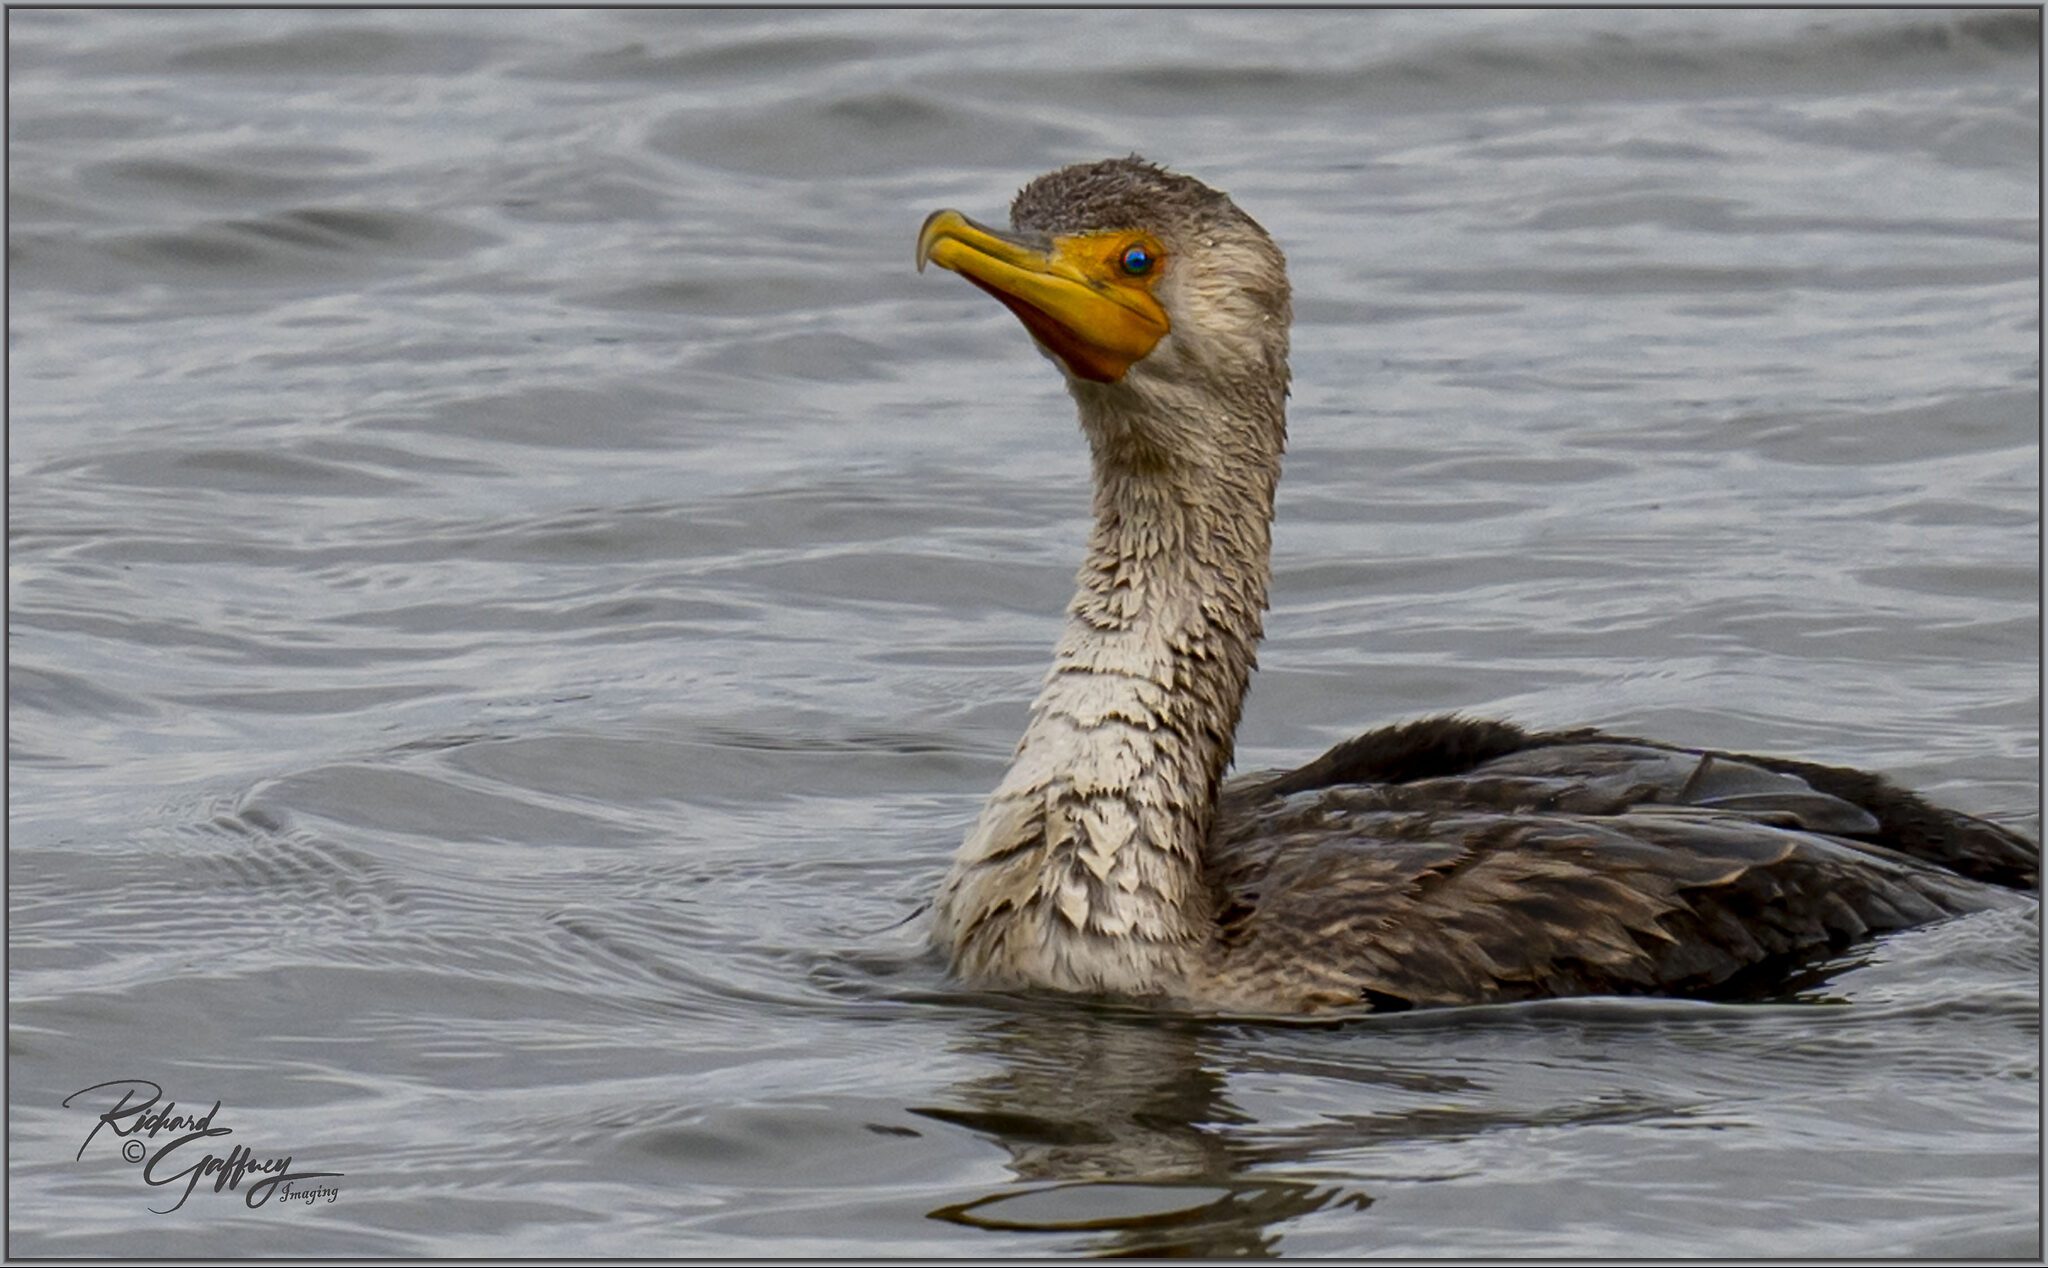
[8,7,2041,1257]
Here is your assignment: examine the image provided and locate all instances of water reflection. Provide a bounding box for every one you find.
[912,999,1777,1255]
[917,1006,1367,1255]
[9,5,2036,1255]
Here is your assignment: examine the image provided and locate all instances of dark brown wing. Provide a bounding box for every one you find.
[1206,715,2035,1012]
[1253,715,2038,888]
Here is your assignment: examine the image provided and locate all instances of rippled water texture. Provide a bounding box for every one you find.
[8,7,2040,1257]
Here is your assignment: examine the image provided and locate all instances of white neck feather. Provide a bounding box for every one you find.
[934,380,1285,998]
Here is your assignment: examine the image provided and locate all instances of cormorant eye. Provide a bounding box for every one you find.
[1120,245,1154,276]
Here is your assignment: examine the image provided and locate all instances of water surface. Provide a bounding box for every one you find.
[8,8,2040,1256]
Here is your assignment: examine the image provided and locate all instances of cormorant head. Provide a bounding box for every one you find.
[917,157,1292,446]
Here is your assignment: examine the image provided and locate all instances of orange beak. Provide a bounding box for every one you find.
[916,209,1169,384]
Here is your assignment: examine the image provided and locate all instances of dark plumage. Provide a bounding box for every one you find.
[1213,716,2033,1011]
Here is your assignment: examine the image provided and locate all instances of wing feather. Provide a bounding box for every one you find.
[1205,715,2032,1011]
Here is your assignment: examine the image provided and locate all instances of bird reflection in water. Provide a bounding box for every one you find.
[914,1005,1375,1256]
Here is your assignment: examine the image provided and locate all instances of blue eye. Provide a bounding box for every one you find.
[1120,245,1153,275]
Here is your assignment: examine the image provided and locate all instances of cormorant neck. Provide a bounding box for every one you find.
[935,379,1286,998]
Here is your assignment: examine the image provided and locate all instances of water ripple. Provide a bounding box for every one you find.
[8,7,2037,1258]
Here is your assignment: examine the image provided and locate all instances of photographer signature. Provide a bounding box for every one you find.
[64,1079,343,1214]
